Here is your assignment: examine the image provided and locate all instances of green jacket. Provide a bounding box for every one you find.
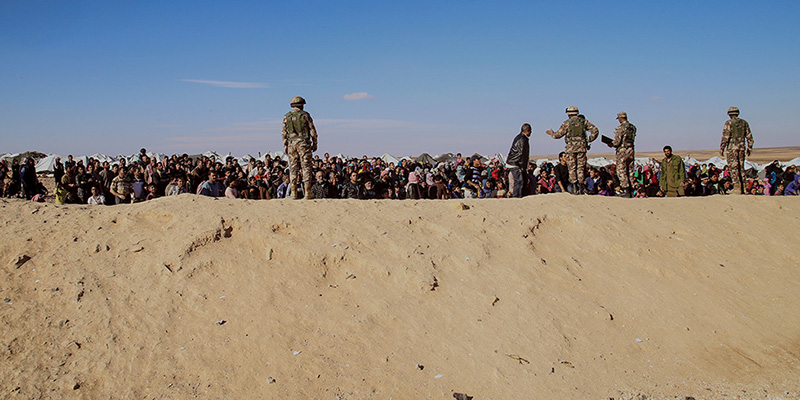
[660,155,685,192]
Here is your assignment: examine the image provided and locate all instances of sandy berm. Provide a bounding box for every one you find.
[1,195,798,399]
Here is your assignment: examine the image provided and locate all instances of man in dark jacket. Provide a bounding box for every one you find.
[20,158,40,200]
[506,123,531,197]
[553,152,571,193]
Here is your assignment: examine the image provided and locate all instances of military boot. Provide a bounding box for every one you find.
[577,183,586,195]
[729,183,742,195]
[290,184,299,199]
[568,184,577,195]
[304,182,314,200]
[626,187,634,198]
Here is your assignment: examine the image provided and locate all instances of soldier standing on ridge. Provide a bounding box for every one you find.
[720,106,753,195]
[610,111,637,198]
[281,96,318,199]
[546,106,599,194]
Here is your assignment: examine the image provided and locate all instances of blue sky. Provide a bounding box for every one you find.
[1,0,798,158]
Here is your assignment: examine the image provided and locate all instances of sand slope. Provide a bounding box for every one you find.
[1,195,799,399]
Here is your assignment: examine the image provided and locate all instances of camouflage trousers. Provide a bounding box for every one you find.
[726,149,746,187]
[616,148,635,189]
[288,140,313,184]
[565,152,587,184]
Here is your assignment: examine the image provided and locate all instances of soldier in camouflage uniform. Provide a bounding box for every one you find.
[610,111,637,198]
[546,106,599,194]
[281,96,318,199]
[719,106,753,195]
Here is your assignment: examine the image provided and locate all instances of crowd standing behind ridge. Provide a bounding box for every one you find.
[1,101,798,203]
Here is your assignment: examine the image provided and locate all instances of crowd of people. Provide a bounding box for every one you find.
[1,147,798,205]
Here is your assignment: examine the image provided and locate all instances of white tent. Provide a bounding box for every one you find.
[380,153,401,165]
[634,157,657,167]
[783,157,800,167]
[587,157,615,168]
[703,156,727,168]
[203,151,222,160]
[0,153,20,163]
[743,160,761,172]
[683,156,700,166]
[266,151,289,161]
[73,155,89,166]
[35,154,62,172]
[149,152,168,163]
[239,154,256,164]
[88,153,115,163]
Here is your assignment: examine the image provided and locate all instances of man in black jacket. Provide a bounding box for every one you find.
[553,152,571,193]
[506,123,531,197]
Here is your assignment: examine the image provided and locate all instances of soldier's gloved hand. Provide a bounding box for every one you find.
[312,142,318,152]
[586,144,591,151]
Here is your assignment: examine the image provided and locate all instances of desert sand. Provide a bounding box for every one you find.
[1,195,799,399]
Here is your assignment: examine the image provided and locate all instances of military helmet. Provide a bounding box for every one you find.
[565,106,579,115]
[727,106,739,115]
[290,96,306,106]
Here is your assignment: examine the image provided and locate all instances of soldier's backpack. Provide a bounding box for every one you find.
[285,110,310,141]
[567,118,587,141]
[730,118,746,141]
[621,122,636,147]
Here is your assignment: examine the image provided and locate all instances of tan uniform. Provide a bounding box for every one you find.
[720,117,753,189]
[611,122,636,189]
[281,107,318,185]
[550,116,599,184]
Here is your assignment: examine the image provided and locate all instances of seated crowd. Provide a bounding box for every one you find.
[3,148,798,205]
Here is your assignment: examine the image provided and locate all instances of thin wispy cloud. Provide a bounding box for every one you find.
[343,92,374,101]
[181,79,267,88]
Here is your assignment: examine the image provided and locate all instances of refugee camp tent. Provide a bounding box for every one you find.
[587,157,614,168]
[415,153,436,165]
[148,152,168,163]
[784,157,800,167]
[203,151,222,160]
[0,153,19,163]
[703,156,727,169]
[73,155,89,166]
[433,153,455,163]
[634,157,656,167]
[239,154,257,165]
[88,153,115,163]
[683,156,699,166]
[1,151,47,164]
[380,153,401,165]
[35,154,62,172]
[267,151,289,161]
